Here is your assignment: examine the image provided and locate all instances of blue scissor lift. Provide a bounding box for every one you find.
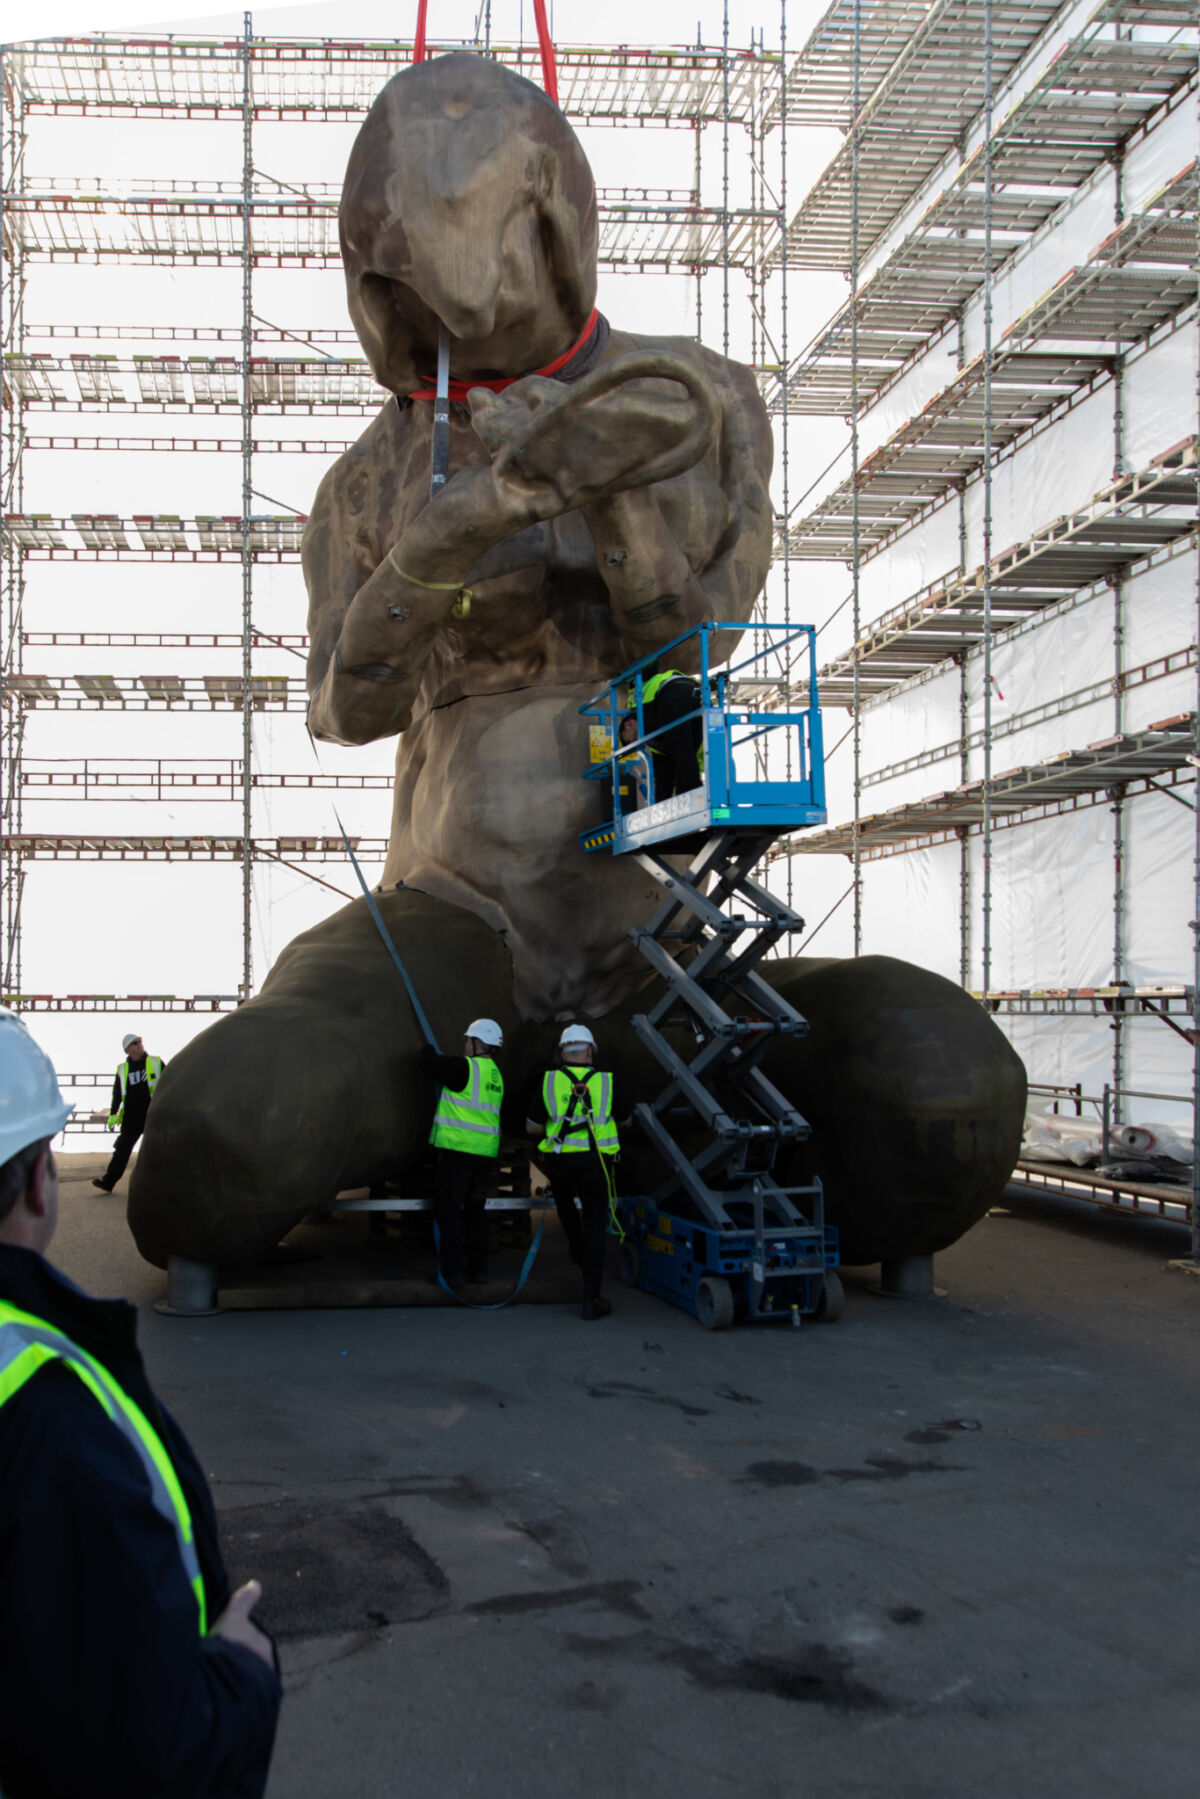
[579,621,842,1330]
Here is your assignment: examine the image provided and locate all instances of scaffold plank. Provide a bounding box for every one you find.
[972,984,1195,1016]
[0,179,777,273]
[2,994,242,1012]
[767,8,1199,417]
[780,7,1197,274]
[9,38,775,127]
[814,440,1198,706]
[4,353,387,414]
[6,673,308,710]
[777,0,932,128]
[3,835,389,862]
[780,716,1198,860]
[22,631,310,648]
[19,759,391,796]
[788,349,1114,559]
[1,514,307,560]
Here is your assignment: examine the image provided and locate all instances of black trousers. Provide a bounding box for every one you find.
[645,678,702,801]
[542,1153,613,1299]
[433,1148,494,1282]
[102,1118,146,1188]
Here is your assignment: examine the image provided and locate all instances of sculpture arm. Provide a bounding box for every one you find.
[581,357,774,671]
[303,452,530,748]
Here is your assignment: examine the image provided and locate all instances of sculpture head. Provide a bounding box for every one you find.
[340,51,599,394]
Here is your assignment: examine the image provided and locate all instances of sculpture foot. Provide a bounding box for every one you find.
[128,886,515,1271]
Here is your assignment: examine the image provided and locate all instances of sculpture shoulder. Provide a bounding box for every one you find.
[305,400,415,537]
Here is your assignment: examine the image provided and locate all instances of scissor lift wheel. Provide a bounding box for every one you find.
[695,1276,735,1331]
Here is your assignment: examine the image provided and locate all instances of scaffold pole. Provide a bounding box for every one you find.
[241,9,254,1002]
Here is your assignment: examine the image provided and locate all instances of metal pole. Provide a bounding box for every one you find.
[241,11,254,1001]
[1112,150,1126,1114]
[850,0,862,954]
[0,49,26,995]
[694,121,703,339]
[981,0,994,997]
[1191,51,1200,1266]
[780,0,792,918]
[721,0,730,358]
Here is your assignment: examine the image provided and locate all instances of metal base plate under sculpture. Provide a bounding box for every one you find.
[872,1254,945,1299]
[154,1255,222,1317]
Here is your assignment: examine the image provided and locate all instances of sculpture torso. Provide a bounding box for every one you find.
[305,328,767,1019]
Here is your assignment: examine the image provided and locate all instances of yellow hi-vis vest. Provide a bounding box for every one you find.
[539,1067,619,1156]
[642,669,687,706]
[110,1055,163,1127]
[0,1300,208,1633]
[429,1055,503,1157]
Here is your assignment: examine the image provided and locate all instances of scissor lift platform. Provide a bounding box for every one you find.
[579,622,840,1330]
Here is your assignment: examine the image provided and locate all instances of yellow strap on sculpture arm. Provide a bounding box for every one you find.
[386,550,472,619]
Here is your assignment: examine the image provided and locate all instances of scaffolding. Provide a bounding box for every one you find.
[2,5,1198,1264]
[770,0,1200,1263]
[0,17,789,1028]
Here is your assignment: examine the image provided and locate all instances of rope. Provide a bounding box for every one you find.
[333,809,440,1053]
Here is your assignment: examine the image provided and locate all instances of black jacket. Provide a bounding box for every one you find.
[110,1054,165,1128]
[0,1245,281,1798]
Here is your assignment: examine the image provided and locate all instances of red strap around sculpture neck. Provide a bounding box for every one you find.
[408,307,600,403]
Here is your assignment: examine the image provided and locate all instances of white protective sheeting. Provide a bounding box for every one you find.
[1121,101,1197,214]
[860,841,962,982]
[858,502,961,624]
[962,382,1116,568]
[1122,318,1199,473]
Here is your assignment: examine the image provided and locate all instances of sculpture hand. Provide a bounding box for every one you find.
[466,351,720,521]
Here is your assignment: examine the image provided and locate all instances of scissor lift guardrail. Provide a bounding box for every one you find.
[579,621,838,1329]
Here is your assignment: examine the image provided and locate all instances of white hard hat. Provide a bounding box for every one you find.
[0,1008,73,1166]
[558,1024,596,1050]
[121,1033,140,1051]
[466,1018,503,1049]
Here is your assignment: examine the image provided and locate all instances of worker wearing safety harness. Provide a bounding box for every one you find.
[525,1025,629,1321]
[418,1018,505,1290]
[0,1008,281,1796]
[641,665,704,802]
[92,1029,166,1194]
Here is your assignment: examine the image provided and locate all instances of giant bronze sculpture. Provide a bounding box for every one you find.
[129,54,1025,1275]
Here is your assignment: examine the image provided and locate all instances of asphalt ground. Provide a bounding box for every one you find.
[52,1152,1200,1799]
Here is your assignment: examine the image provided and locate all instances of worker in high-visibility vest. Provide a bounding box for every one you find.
[91,1029,166,1194]
[640,666,704,801]
[0,1008,281,1796]
[525,1025,630,1320]
[417,1018,505,1290]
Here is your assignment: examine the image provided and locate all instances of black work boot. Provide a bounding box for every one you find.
[581,1294,612,1322]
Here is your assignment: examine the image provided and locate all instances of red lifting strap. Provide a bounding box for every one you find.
[409,307,598,402]
[412,0,559,104]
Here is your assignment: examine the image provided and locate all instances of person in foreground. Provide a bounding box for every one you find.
[0,1007,281,1798]
[526,1025,629,1320]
